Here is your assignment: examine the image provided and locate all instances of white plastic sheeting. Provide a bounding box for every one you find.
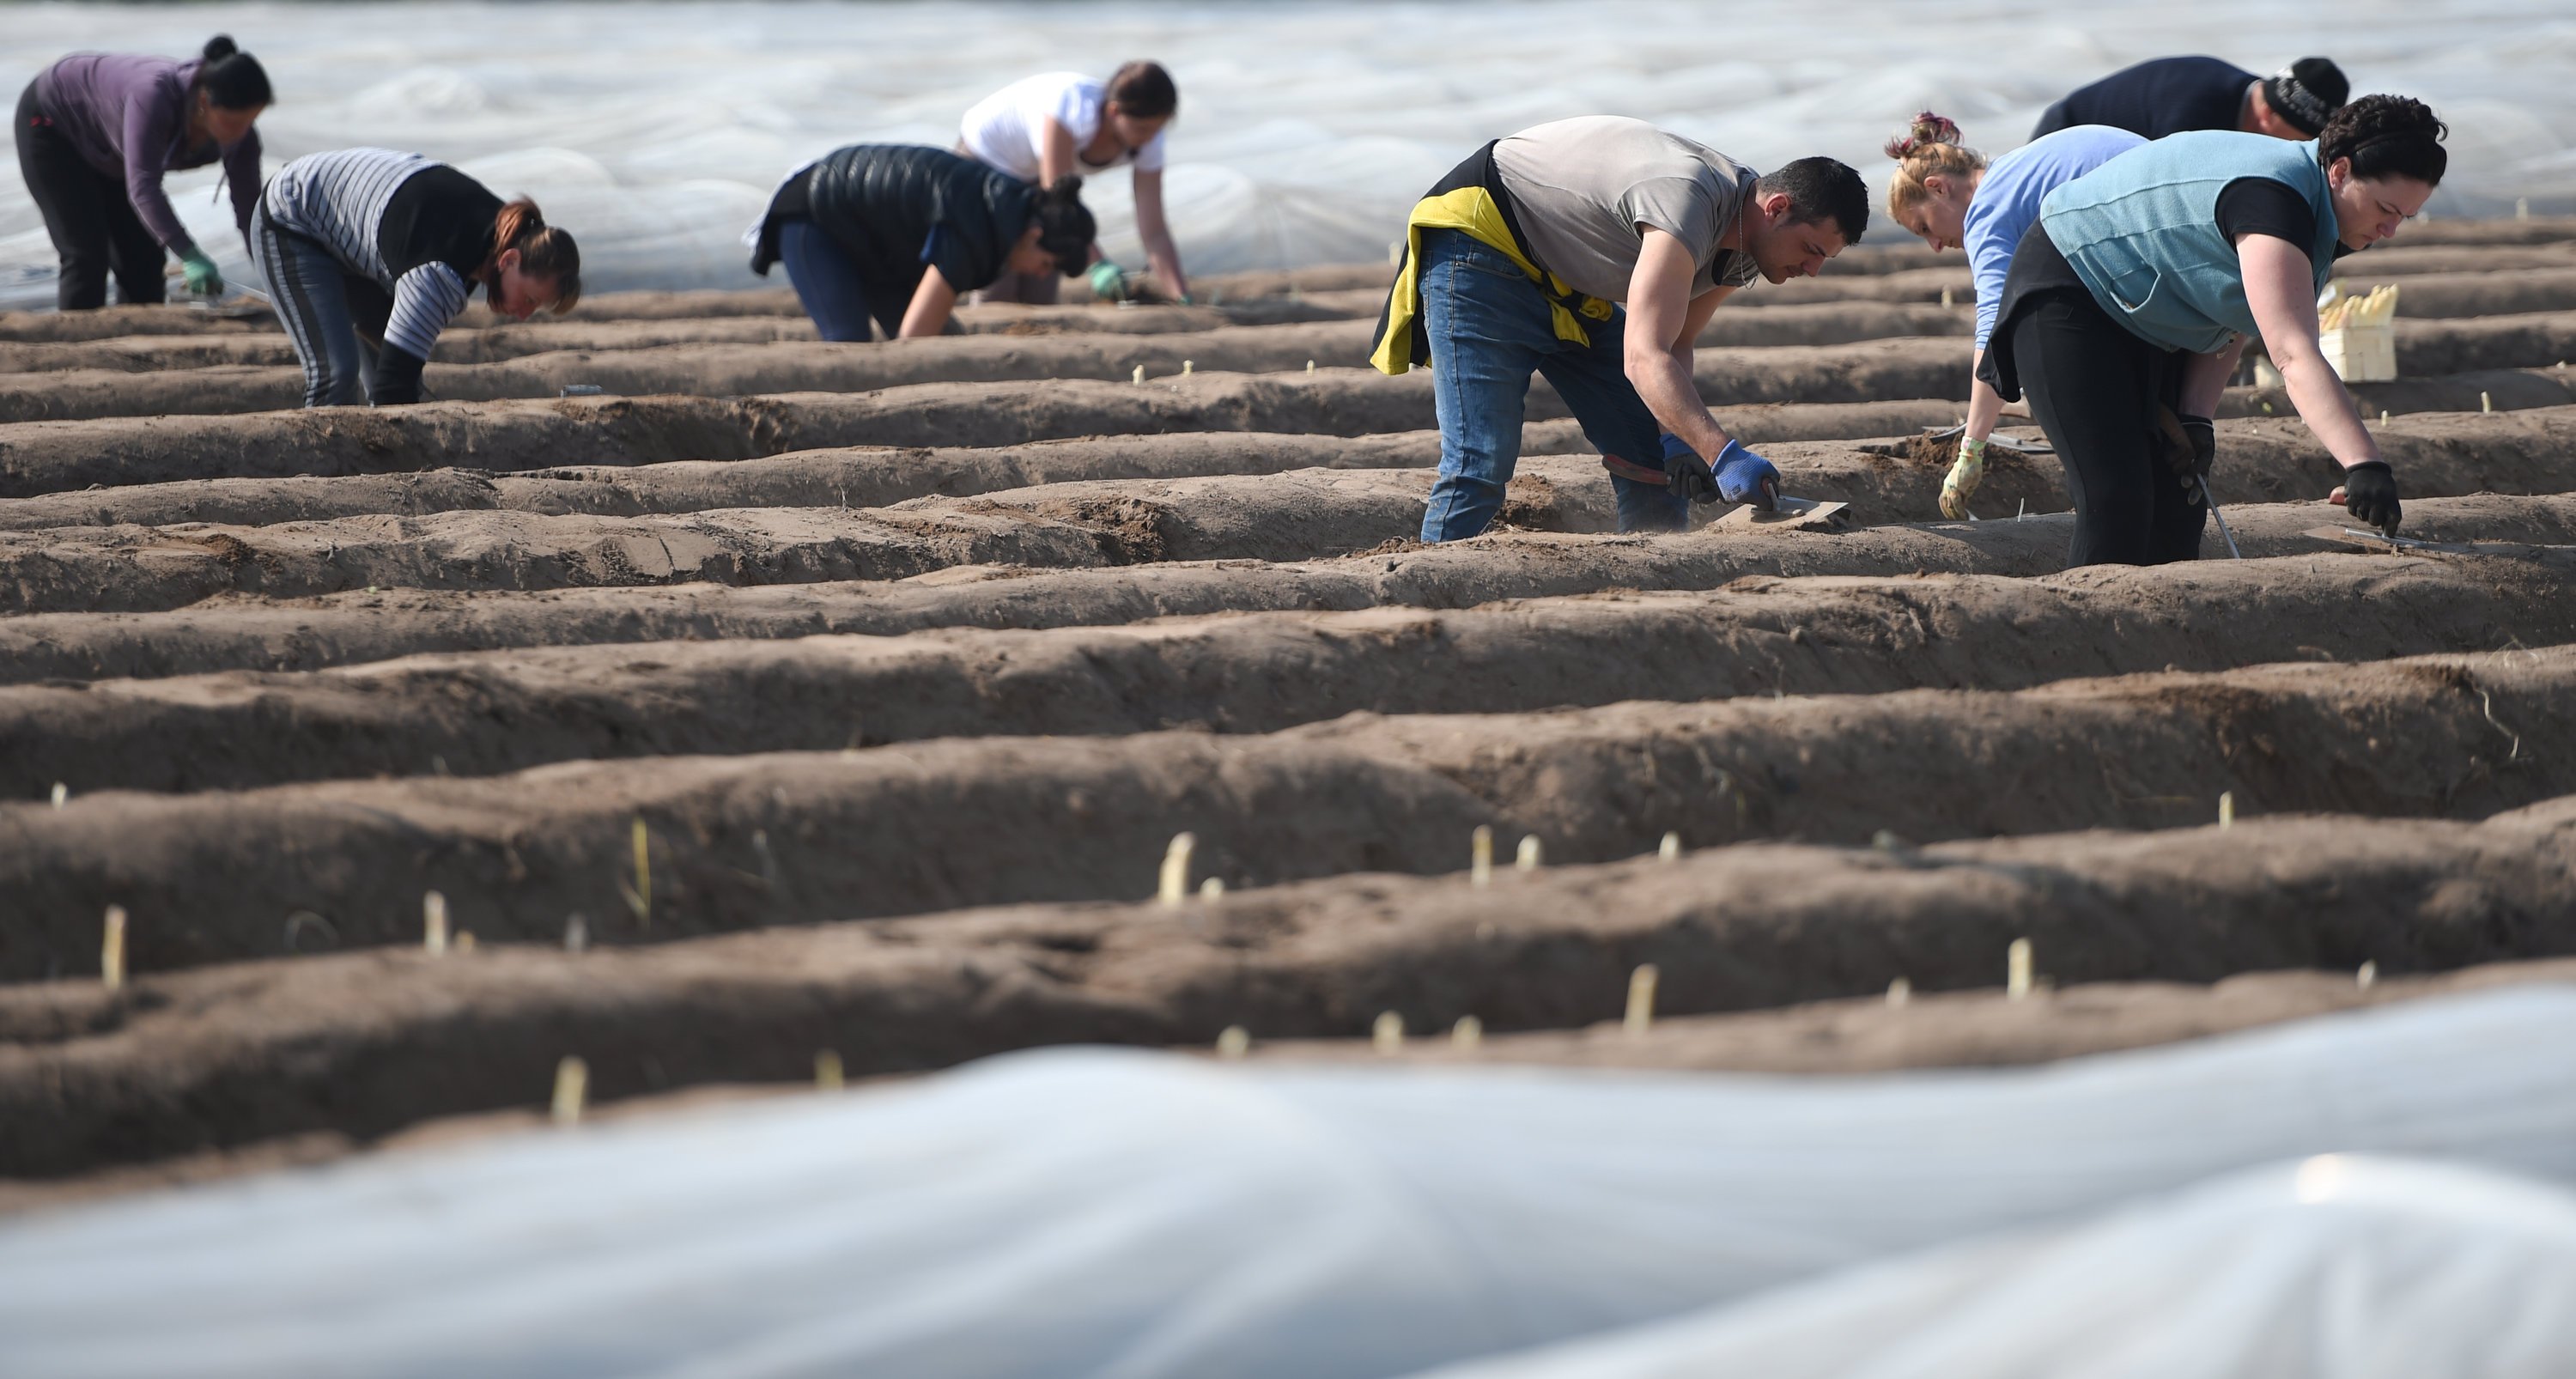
[6,1,2576,309]
[3,986,2574,1377]
[1410,1156,2576,1379]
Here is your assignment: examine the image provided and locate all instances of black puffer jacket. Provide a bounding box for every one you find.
[750,144,1032,335]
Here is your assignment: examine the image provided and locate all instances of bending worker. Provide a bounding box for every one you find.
[2032,55,2346,142]
[748,144,1095,341]
[1978,95,2446,566]
[959,63,1184,304]
[252,148,581,408]
[1373,116,1869,542]
[1880,112,2145,517]
[15,35,270,310]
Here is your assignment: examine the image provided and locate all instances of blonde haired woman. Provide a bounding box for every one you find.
[1883,112,2144,517]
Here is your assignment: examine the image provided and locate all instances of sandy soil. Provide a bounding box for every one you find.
[8,410,2575,614]
[3,802,2570,1178]
[1255,957,2576,1072]
[7,421,2070,533]
[0,386,1965,495]
[6,548,2572,797]
[4,219,2574,1196]
[0,644,2566,983]
[0,490,2565,685]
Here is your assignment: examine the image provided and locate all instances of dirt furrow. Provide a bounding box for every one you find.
[1257,957,2576,1075]
[0,305,272,343]
[0,301,1988,374]
[0,332,1986,423]
[4,492,2569,685]
[0,459,1655,614]
[2241,365,2576,419]
[3,798,2572,1176]
[0,386,1969,498]
[9,301,2563,380]
[2375,217,2576,246]
[6,359,2559,500]
[10,397,2574,538]
[10,550,2573,796]
[0,646,2567,981]
[2387,312,2576,374]
[0,428,1583,532]
[17,408,2576,614]
[2340,268,2576,320]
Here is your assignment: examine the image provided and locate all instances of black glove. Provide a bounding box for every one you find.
[2338,460,2403,536]
[2156,408,2215,495]
[2178,413,2215,480]
[1661,442,1722,506]
[368,346,428,406]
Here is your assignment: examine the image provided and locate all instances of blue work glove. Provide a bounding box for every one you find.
[1088,260,1129,301]
[1661,434,1782,507]
[1712,438,1782,507]
[179,249,222,296]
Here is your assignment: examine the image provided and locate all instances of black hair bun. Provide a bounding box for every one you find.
[2291,57,2349,111]
[204,34,240,61]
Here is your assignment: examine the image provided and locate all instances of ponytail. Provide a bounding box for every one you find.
[1882,111,1984,219]
[193,35,274,111]
[485,199,583,313]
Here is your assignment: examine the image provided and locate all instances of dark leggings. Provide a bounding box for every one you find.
[16,81,167,310]
[2009,289,2208,566]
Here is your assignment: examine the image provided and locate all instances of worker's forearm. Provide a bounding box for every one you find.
[1627,349,1730,458]
[2278,348,2382,469]
[896,271,957,339]
[2178,340,2245,419]
[1143,232,1187,295]
[1964,358,2005,444]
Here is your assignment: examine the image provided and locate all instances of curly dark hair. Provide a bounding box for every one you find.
[2318,94,2447,186]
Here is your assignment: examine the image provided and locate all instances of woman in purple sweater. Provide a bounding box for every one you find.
[15,35,271,310]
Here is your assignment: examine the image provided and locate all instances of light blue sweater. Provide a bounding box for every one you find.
[2041,131,2338,355]
[1961,125,2145,349]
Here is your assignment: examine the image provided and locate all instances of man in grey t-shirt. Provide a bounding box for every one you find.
[1497,117,1767,304]
[1380,116,1869,543]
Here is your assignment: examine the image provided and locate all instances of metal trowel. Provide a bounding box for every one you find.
[1913,422,2052,455]
[2301,525,2484,556]
[1714,494,1852,532]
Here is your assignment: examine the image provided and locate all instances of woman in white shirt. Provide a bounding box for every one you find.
[958,61,1185,304]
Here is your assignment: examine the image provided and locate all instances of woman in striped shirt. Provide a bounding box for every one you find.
[250,147,580,408]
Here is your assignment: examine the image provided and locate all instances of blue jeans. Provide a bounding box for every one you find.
[1417,228,1688,542]
[778,217,878,343]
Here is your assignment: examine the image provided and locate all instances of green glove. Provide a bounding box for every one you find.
[179,249,222,297]
[1087,260,1128,301]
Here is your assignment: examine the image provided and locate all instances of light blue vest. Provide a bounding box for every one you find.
[2038,131,2339,354]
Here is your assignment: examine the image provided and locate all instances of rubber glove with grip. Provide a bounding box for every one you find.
[180,249,222,297]
[2336,460,2403,536]
[1087,260,1129,302]
[1712,438,1781,508]
[1941,435,1986,519]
